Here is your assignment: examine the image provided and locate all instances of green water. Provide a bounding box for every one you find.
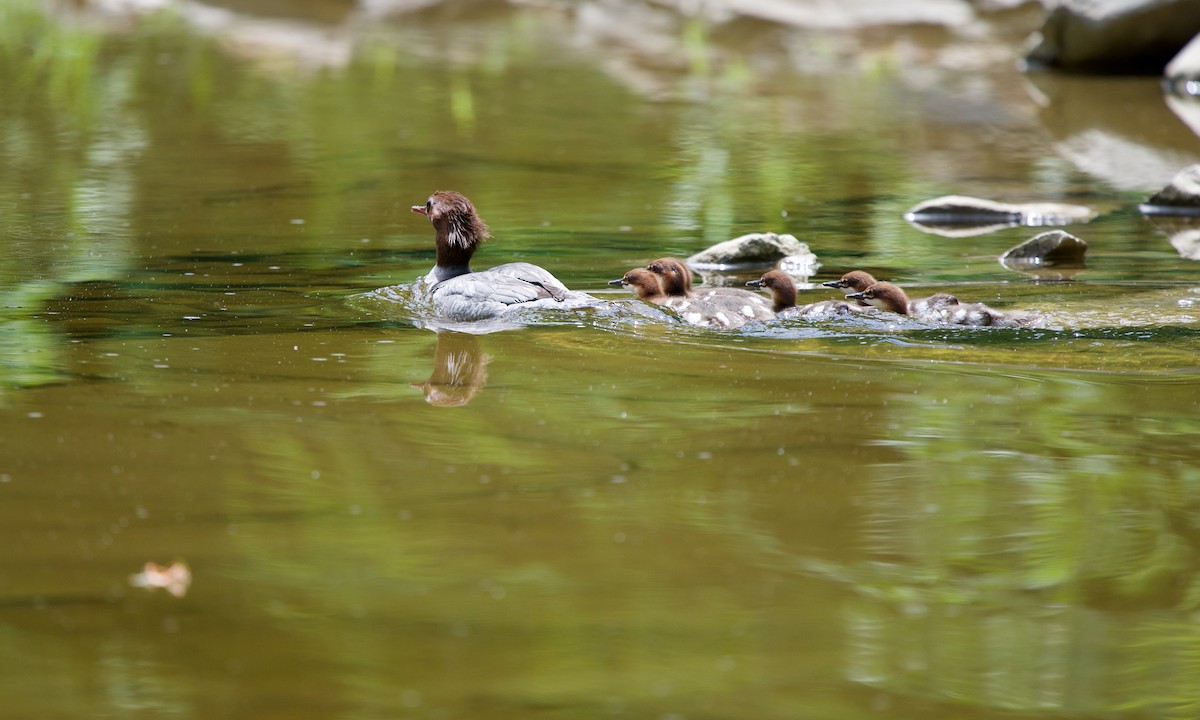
[2,2,1200,718]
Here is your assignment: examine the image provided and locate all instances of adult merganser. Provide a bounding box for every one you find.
[823,270,959,317]
[645,257,774,327]
[846,282,1037,327]
[746,270,863,318]
[411,190,597,321]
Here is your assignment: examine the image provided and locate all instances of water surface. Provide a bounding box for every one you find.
[2,2,1200,718]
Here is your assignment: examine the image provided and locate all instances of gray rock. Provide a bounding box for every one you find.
[1140,164,1200,214]
[1025,0,1200,73]
[686,232,815,270]
[1001,230,1089,265]
[905,195,1022,224]
[904,195,1096,228]
[999,230,1088,279]
[698,0,976,29]
[1165,31,1200,93]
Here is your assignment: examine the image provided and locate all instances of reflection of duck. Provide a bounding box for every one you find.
[410,191,597,321]
[746,270,863,318]
[824,270,960,317]
[645,257,774,328]
[847,282,1038,327]
[412,331,491,407]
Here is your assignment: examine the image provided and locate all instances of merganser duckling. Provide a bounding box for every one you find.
[645,257,774,327]
[822,270,878,297]
[847,282,1037,327]
[609,268,666,302]
[746,270,863,318]
[614,260,729,327]
[411,190,597,321]
[824,270,959,317]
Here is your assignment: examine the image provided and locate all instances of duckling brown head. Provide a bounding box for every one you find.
[823,270,877,293]
[845,281,910,315]
[745,269,798,313]
[609,268,665,302]
[646,257,693,297]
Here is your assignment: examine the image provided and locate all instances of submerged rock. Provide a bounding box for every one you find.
[1001,230,1088,265]
[1140,165,1200,215]
[1000,230,1088,278]
[904,195,1096,234]
[686,232,816,270]
[1025,0,1200,73]
[905,195,1021,224]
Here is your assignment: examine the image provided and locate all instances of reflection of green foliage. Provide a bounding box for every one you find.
[828,372,1200,716]
[0,4,1197,716]
[862,376,1200,609]
[845,596,1200,718]
[0,283,71,393]
[0,1,103,123]
[681,16,710,77]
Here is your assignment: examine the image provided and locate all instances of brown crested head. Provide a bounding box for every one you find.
[845,281,910,315]
[609,268,665,301]
[745,269,797,312]
[411,190,491,254]
[822,270,878,292]
[646,257,693,296]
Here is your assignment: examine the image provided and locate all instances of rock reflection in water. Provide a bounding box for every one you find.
[1147,215,1200,259]
[1024,71,1200,191]
[412,331,490,407]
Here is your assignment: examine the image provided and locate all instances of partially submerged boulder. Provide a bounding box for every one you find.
[905,195,1021,224]
[1025,0,1200,73]
[999,230,1089,279]
[1140,164,1200,215]
[904,195,1096,229]
[1001,230,1088,266]
[1165,32,1200,93]
[686,232,816,270]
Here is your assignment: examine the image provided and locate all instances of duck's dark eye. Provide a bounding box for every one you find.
[425,200,433,212]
